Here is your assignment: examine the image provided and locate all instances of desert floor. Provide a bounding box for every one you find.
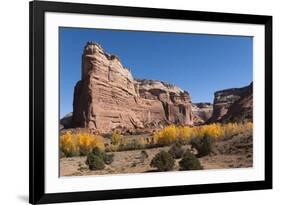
[60,133,252,176]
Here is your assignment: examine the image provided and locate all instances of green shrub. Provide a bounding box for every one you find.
[91,147,104,158]
[190,135,213,157]
[150,151,175,171]
[85,154,105,170]
[85,147,114,170]
[91,147,114,165]
[179,150,203,170]
[103,153,114,165]
[168,142,184,159]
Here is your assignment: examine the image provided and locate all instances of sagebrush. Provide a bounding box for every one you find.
[168,142,184,159]
[150,151,175,171]
[179,150,203,170]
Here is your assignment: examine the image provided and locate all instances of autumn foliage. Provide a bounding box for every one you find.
[60,131,105,157]
[153,122,253,146]
[60,122,253,156]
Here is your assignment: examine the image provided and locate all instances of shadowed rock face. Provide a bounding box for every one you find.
[208,83,253,123]
[72,42,193,134]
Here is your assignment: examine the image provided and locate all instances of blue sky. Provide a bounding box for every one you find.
[60,27,253,117]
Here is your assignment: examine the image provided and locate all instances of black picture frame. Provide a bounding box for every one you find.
[29,0,272,204]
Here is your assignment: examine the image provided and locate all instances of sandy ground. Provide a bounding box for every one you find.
[60,133,252,176]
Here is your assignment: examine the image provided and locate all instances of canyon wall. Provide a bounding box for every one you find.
[208,83,253,123]
[192,103,213,125]
[72,42,193,134]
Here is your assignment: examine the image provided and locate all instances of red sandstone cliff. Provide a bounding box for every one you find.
[72,42,193,134]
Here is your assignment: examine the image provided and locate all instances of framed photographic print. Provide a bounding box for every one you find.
[29,0,272,204]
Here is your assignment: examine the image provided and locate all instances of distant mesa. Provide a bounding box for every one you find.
[60,42,253,134]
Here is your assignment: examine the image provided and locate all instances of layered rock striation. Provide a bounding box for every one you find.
[208,83,253,123]
[72,42,193,134]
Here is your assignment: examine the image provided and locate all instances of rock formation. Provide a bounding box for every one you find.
[192,103,213,125]
[72,42,193,134]
[208,83,253,123]
[60,112,73,130]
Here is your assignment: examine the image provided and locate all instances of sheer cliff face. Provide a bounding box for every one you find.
[72,42,193,134]
[208,83,253,123]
